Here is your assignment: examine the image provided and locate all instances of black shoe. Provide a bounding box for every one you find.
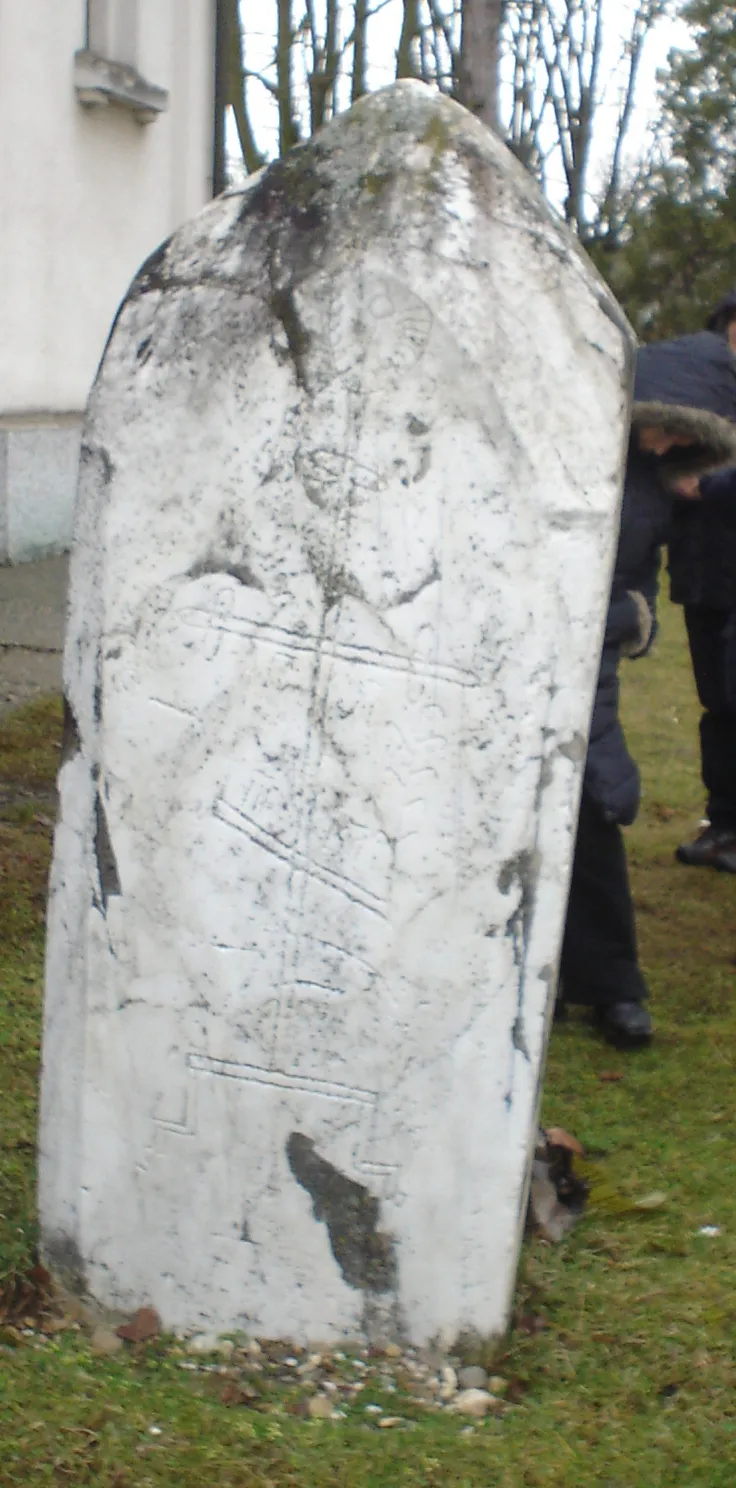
[595,1001,653,1048]
[676,824,736,870]
[715,842,736,874]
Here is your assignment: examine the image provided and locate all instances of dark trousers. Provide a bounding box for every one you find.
[560,791,648,1009]
[684,606,736,831]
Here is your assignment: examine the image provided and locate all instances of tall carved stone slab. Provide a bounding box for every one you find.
[40,82,633,1344]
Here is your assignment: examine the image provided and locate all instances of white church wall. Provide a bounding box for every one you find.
[0,0,214,561]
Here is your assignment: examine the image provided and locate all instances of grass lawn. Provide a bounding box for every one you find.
[1,599,734,1485]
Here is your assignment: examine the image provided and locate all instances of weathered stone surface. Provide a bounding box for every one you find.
[39,81,633,1345]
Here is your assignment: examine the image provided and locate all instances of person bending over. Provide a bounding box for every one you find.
[559,331,736,1047]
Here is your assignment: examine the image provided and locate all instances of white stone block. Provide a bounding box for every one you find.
[40,82,633,1346]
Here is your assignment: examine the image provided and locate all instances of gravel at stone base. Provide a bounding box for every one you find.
[166,1336,510,1428]
[17,1286,515,1427]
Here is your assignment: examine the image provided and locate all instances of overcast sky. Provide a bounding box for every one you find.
[238,1,692,194]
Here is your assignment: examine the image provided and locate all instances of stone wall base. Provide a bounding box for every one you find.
[0,416,82,563]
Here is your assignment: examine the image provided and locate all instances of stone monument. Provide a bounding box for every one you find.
[40,82,633,1346]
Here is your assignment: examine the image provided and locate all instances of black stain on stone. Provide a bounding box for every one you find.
[269,283,312,391]
[130,237,173,298]
[500,850,541,1078]
[60,697,81,767]
[240,1219,253,1243]
[407,414,430,436]
[498,850,539,924]
[286,1132,397,1294]
[80,441,114,487]
[322,569,365,612]
[243,155,328,236]
[306,549,365,613]
[136,336,153,364]
[238,152,333,393]
[42,1231,87,1294]
[94,793,121,910]
[189,556,264,590]
[511,1014,530,1058]
[93,683,103,725]
[392,560,440,607]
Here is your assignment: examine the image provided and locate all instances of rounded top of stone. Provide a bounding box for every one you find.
[96,76,631,410]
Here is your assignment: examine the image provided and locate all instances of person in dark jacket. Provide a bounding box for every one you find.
[560,329,736,1046]
[668,293,736,873]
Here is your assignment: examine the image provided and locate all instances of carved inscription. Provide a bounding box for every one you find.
[180,607,478,688]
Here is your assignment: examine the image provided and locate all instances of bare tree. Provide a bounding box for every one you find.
[218,0,265,177]
[501,1,670,238]
[222,0,671,247]
[458,0,504,130]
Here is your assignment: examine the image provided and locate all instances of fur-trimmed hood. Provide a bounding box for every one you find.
[630,400,736,480]
[632,329,736,482]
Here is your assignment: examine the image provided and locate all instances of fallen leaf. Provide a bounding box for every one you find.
[116,1307,161,1343]
[504,1377,528,1404]
[220,1382,261,1406]
[632,1191,668,1211]
[516,1313,547,1336]
[598,1071,624,1083]
[589,1185,667,1216]
[28,1264,52,1290]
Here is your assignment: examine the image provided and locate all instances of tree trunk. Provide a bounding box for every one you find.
[351,0,368,102]
[220,0,264,177]
[276,0,299,154]
[307,0,340,132]
[396,0,421,79]
[459,0,504,131]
